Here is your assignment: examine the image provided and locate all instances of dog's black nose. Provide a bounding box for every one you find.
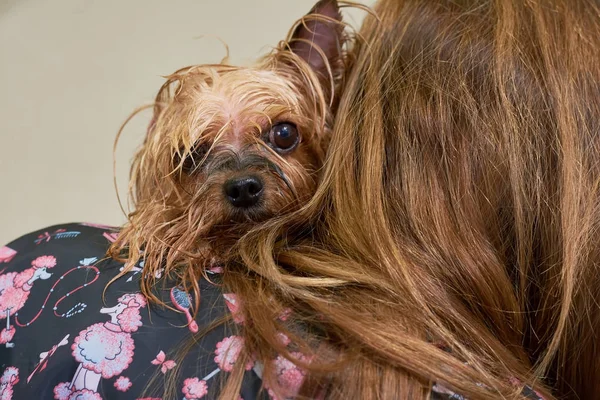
[224,176,263,208]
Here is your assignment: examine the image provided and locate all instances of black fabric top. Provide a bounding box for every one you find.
[0,223,545,400]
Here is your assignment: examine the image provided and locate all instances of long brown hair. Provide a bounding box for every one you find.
[116,0,600,398]
[227,0,600,398]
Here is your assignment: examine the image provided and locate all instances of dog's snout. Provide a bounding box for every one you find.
[224,176,263,208]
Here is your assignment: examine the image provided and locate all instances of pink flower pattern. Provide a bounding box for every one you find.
[182,377,208,399]
[276,332,291,347]
[278,308,292,322]
[267,352,310,400]
[53,382,72,400]
[214,335,254,372]
[114,376,132,392]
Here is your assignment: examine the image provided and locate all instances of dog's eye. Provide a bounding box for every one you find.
[180,144,209,173]
[269,123,299,152]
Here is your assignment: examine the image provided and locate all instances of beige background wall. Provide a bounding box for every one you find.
[0,0,371,245]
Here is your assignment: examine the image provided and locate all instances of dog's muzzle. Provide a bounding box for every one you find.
[223,175,264,208]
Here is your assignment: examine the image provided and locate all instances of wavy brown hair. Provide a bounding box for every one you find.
[116,0,600,398]
[223,0,600,399]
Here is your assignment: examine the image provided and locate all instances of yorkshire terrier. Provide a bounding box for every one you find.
[111,0,348,299]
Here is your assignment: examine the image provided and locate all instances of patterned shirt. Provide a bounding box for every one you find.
[0,223,545,400]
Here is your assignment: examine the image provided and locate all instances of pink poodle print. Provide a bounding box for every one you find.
[53,293,147,399]
[0,367,19,400]
[0,255,56,348]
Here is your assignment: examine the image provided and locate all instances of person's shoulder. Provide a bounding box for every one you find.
[1,222,120,271]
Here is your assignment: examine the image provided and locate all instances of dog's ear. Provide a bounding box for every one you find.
[288,0,343,79]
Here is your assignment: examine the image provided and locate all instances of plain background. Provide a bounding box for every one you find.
[0,0,372,245]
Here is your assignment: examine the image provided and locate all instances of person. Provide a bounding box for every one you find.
[0,223,268,399]
[227,0,600,398]
[2,0,599,399]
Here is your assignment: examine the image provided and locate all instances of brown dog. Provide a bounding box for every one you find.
[110,0,347,302]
